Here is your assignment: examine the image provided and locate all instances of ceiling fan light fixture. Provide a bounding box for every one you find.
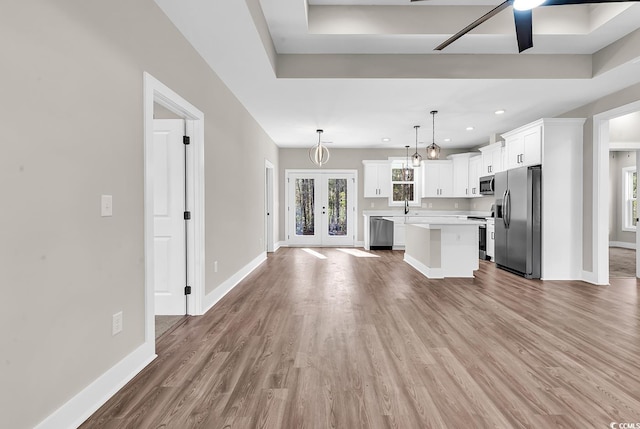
[412,125,422,167]
[513,0,546,11]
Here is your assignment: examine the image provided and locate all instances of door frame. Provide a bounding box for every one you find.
[592,99,640,285]
[143,72,206,346]
[265,159,275,252]
[285,169,358,247]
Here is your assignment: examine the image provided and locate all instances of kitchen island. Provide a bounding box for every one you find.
[400,218,485,279]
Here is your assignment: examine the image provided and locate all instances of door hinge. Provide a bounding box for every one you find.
[183,136,190,145]
[184,285,192,295]
[184,211,191,220]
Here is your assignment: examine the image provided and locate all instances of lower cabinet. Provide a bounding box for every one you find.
[486,220,495,260]
[393,220,405,248]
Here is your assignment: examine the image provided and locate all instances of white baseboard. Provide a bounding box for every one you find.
[581,270,609,285]
[404,254,443,279]
[202,252,267,314]
[354,241,364,248]
[609,241,636,250]
[273,241,283,252]
[35,343,156,429]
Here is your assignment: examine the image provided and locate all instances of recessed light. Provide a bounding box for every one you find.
[495,109,506,115]
[382,137,391,142]
[444,138,451,142]
[466,126,474,131]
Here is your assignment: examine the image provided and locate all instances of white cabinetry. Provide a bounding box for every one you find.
[422,160,453,198]
[503,125,541,169]
[363,161,391,197]
[447,153,475,197]
[501,118,585,280]
[486,218,495,260]
[393,217,406,248]
[468,155,481,197]
[479,142,504,176]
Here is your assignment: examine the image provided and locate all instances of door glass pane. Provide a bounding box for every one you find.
[295,178,315,236]
[327,178,347,236]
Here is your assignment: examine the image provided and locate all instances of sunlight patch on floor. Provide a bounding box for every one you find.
[302,248,327,259]
[337,248,380,258]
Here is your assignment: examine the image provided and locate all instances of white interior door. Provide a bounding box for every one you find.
[265,164,275,252]
[287,171,355,246]
[153,119,186,315]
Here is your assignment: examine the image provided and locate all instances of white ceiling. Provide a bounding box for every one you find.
[154,0,640,150]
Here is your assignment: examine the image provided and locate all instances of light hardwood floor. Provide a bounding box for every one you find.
[81,248,640,428]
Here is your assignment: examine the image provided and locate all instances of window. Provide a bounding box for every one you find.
[389,160,420,207]
[623,166,637,231]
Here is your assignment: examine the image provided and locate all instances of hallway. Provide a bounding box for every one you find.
[82,248,640,428]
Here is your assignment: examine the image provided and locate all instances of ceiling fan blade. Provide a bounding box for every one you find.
[513,9,533,52]
[434,0,512,51]
[542,0,640,5]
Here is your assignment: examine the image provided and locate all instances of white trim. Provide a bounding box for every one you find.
[621,165,637,232]
[610,241,637,249]
[593,99,640,285]
[265,159,275,253]
[581,270,605,285]
[610,141,640,150]
[404,253,443,279]
[144,72,206,323]
[202,252,267,314]
[34,344,156,429]
[355,240,364,248]
[274,241,284,251]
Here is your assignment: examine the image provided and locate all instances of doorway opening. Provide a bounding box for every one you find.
[285,169,357,247]
[143,73,206,349]
[594,103,640,284]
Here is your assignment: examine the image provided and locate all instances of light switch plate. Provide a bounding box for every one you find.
[112,311,123,336]
[101,195,113,217]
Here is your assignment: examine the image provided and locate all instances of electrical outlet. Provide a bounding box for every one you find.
[214,261,218,273]
[112,311,123,336]
[454,203,459,209]
[428,203,433,208]
[370,202,374,208]
[101,195,113,217]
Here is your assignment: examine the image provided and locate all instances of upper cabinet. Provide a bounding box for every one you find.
[503,124,542,170]
[447,153,475,198]
[468,155,482,197]
[422,160,453,198]
[479,142,504,176]
[363,161,391,198]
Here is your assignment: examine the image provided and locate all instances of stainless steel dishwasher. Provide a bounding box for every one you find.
[370,216,393,250]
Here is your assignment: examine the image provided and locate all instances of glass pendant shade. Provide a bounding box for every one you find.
[426,110,441,160]
[309,129,330,167]
[426,142,441,160]
[412,125,422,167]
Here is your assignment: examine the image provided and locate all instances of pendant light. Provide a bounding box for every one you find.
[404,145,411,180]
[411,125,422,167]
[309,129,330,167]
[426,110,441,160]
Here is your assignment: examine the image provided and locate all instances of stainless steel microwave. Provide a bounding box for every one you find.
[479,175,494,195]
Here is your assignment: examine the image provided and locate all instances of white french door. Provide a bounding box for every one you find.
[287,170,357,246]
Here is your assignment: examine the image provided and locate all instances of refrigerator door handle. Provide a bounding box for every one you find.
[506,189,511,228]
[502,189,509,228]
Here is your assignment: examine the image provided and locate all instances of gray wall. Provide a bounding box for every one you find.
[609,151,636,244]
[560,81,640,272]
[0,1,278,428]
[278,148,494,243]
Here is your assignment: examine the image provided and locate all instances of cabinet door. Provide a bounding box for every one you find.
[491,147,504,173]
[522,126,542,167]
[393,223,406,247]
[505,135,523,170]
[452,158,470,197]
[363,163,380,197]
[482,153,493,176]
[376,163,391,197]
[439,162,453,197]
[486,223,495,259]
[422,162,440,197]
[468,156,481,197]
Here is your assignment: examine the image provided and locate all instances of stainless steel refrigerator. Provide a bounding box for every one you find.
[494,165,541,279]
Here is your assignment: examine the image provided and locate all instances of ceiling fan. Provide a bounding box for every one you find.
[411,0,640,53]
